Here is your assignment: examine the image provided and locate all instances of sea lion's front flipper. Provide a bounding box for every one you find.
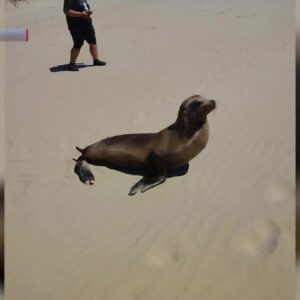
[74,160,95,185]
[129,152,167,195]
[129,175,166,195]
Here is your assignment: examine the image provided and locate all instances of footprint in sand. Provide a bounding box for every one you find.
[233,219,281,258]
[145,242,182,269]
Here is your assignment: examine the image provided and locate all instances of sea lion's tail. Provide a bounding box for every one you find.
[74,157,95,185]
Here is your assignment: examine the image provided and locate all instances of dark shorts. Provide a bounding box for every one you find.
[68,21,97,49]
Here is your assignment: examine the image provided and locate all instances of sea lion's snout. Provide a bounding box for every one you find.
[210,100,216,109]
[177,95,216,124]
[201,99,216,115]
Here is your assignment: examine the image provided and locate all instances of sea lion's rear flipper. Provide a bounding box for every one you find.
[129,175,166,195]
[76,146,85,154]
[74,160,95,185]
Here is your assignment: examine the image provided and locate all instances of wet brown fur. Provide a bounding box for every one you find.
[74,95,216,195]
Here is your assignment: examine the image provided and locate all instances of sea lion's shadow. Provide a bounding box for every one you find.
[101,163,190,178]
[49,63,93,72]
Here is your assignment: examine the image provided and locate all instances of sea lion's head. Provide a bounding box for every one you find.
[177,95,216,126]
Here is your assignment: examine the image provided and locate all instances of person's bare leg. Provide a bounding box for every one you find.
[90,44,106,66]
[89,44,99,60]
[70,47,80,64]
[68,47,81,71]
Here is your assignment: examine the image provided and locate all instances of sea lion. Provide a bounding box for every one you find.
[74,95,216,195]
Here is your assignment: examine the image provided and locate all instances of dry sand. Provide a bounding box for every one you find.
[0,0,5,177]
[5,0,294,299]
[0,0,5,298]
[296,0,300,298]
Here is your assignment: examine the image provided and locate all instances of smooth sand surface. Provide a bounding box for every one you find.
[0,0,5,298]
[296,0,300,298]
[0,0,4,176]
[6,1,294,299]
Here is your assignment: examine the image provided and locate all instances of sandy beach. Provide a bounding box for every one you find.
[5,0,294,299]
[296,0,300,298]
[0,0,5,179]
[0,1,4,177]
[0,0,5,298]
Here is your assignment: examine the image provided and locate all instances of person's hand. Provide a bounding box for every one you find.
[82,11,92,18]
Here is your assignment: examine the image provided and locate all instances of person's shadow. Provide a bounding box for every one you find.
[49,63,92,72]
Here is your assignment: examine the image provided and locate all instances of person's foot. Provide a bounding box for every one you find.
[93,59,106,66]
[68,63,79,71]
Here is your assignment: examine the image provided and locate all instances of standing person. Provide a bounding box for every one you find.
[63,0,106,71]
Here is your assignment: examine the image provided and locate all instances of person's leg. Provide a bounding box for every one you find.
[89,44,98,60]
[90,44,106,65]
[68,46,82,71]
[68,26,84,71]
[86,24,106,66]
[70,47,80,64]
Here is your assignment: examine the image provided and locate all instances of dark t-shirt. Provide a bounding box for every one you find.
[64,0,90,12]
[64,0,92,28]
